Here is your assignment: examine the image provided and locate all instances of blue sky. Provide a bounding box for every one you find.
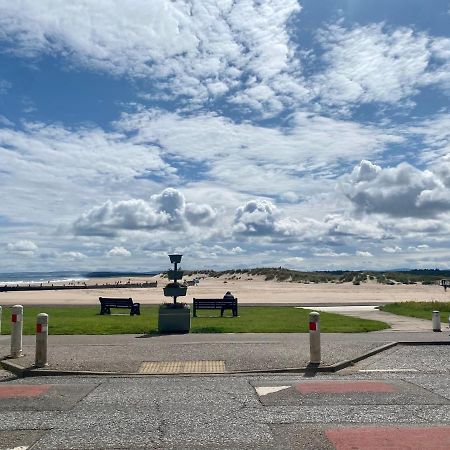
[1,0,450,272]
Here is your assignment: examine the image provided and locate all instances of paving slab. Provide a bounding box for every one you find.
[0,430,46,450]
[254,379,449,406]
[0,383,99,411]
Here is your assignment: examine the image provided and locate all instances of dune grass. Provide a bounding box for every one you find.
[380,301,450,321]
[0,305,388,335]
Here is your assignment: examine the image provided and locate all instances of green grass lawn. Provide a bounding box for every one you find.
[380,301,450,321]
[0,305,389,335]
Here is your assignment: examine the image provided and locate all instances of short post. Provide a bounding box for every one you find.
[10,304,23,358]
[35,313,49,367]
[309,311,321,364]
[432,310,441,332]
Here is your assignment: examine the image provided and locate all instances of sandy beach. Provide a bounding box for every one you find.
[0,273,448,306]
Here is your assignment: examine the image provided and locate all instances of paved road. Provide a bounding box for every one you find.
[2,344,450,449]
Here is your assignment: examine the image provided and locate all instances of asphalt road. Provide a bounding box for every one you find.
[2,344,450,449]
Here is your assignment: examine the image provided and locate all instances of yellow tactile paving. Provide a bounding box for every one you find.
[138,360,226,374]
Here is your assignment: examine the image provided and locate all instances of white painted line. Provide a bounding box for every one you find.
[255,386,291,396]
[296,306,378,312]
[359,369,418,373]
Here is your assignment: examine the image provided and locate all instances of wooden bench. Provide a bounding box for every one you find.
[192,297,238,317]
[99,297,140,315]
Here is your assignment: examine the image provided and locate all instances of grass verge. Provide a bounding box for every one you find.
[0,305,389,335]
[380,301,450,321]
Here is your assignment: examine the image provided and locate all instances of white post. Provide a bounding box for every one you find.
[35,313,48,367]
[432,310,441,332]
[10,304,23,358]
[309,311,321,364]
[0,305,2,335]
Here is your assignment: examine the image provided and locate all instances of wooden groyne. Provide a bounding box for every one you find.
[0,281,158,292]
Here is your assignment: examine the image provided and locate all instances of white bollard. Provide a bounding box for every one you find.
[35,313,49,367]
[432,311,441,332]
[10,304,23,358]
[309,311,321,364]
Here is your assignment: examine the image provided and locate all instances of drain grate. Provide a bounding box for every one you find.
[138,360,225,374]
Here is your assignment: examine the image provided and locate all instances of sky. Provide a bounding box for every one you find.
[1,0,450,272]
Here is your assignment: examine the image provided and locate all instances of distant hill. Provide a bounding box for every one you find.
[85,271,159,278]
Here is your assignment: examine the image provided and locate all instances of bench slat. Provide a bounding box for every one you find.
[192,297,238,317]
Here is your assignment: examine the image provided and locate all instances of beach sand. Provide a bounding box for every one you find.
[0,274,448,306]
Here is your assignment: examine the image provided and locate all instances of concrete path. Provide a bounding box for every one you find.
[307,305,439,331]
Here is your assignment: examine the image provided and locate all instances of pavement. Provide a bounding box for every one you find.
[1,308,450,449]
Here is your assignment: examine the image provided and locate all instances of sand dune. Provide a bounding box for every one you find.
[0,274,448,306]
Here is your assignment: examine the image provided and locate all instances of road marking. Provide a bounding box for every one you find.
[255,386,291,396]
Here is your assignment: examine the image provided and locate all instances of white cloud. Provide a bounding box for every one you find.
[314,23,450,108]
[383,246,402,253]
[117,109,401,197]
[0,0,306,114]
[61,251,87,260]
[342,160,450,218]
[356,251,373,257]
[6,240,38,255]
[73,188,217,237]
[106,247,131,257]
[313,249,349,257]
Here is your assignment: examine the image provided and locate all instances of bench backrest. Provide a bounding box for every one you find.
[99,297,133,306]
[193,298,237,305]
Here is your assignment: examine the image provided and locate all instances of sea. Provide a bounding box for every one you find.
[0,271,159,285]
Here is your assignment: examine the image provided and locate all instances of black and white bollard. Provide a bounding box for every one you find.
[432,310,441,332]
[309,311,321,364]
[11,304,23,358]
[35,313,48,367]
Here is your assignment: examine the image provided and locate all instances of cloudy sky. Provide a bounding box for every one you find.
[1,0,450,272]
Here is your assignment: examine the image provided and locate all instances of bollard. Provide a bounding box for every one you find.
[432,311,441,332]
[11,304,23,358]
[309,311,321,364]
[35,313,48,367]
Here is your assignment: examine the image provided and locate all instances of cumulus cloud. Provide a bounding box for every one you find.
[61,251,87,260]
[6,240,38,255]
[356,251,373,257]
[73,188,216,236]
[383,246,402,253]
[106,247,131,257]
[342,160,450,218]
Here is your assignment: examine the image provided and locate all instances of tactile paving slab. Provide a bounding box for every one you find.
[255,379,450,406]
[138,360,226,374]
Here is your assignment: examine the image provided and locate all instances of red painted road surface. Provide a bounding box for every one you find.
[0,385,50,398]
[326,426,450,449]
[295,381,397,394]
